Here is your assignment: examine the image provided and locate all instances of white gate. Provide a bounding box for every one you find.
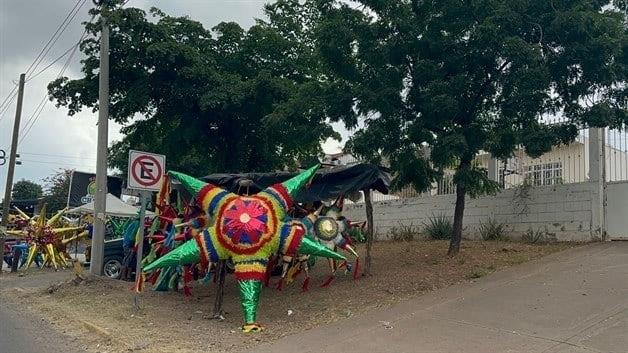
[606,181,628,240]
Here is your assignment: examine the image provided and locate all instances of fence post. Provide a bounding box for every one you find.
[487,156,499,182]
[588,128,606,240]
[363,188,374,276]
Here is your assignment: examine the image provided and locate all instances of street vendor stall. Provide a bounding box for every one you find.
[66,193,155,218]
[137,163,391,331]
[197,163,390,275]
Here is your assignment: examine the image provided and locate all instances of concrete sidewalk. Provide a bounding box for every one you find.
[250,243,628,353]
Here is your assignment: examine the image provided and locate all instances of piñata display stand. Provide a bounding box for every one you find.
[140,165,346,332]
[7,205,88,270]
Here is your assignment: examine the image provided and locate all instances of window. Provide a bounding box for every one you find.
[525,162,563,186]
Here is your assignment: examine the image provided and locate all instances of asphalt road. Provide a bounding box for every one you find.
[0,301,86,353]
[0,269,87,353]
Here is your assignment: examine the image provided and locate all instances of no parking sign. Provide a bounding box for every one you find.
[127,150,166,191]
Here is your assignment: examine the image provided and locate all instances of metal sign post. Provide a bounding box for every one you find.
[133,190,148,308]
[127,150,165,308]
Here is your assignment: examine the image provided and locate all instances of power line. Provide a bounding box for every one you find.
[0,84,18,113]
[5,0,122,121]
[19,14,96,144]
[24,0,87,79]
[0,90,19,123]
[19,159,95,168]
[18,94,48,138]
[18,1,129,145]
[26,43,81,83]
[19,152,97,161]
[2,0,83,122]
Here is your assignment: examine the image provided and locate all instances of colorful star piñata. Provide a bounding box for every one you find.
[141,165,346,332]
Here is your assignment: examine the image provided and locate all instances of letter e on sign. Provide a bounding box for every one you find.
[128,150,166,191]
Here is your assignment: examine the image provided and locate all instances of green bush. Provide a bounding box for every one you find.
[423,215,453,240]
[347,226,366,243]
[522,228,546,244]
[479,218,508,241]
[390,223,418,241]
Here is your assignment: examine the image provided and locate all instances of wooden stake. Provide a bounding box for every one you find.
[363,188,374,276]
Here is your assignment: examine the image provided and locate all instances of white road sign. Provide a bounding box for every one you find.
[127,150,166,191]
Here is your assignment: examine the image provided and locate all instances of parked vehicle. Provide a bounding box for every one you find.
[102,238,124,279]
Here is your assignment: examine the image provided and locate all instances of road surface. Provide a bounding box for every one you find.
[0,269,86,353]
[250,242,628,353]
[0,300,85,353]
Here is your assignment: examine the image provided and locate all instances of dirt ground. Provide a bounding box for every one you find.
[1,240,575,353]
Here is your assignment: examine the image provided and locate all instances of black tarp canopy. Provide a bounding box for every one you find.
[197,163,390,203]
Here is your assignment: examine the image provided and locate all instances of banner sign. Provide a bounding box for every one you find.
[67,171,123,207]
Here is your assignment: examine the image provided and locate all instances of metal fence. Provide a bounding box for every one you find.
[328,122,628,202]
[606,127,628,182]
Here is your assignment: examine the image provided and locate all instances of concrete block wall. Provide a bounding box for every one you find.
[344,182,598,242]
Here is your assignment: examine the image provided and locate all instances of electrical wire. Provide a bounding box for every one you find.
[18,94,48,138]
[24,0,87,79]
[26,43,81,83]
[19,159,95,168]
[18,46,78,144]
[0,89,19,122]
[18,13,96,144]
[19,152,97,161]
[0,84,18,113]
[17,0,125,144]
[2,0,87,125]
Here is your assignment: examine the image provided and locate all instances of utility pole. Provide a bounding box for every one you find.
[0,73,26,274]
[90,2,110,275]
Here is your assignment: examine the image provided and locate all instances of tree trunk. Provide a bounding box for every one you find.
[363,188,374,276]
[448,159,470,256]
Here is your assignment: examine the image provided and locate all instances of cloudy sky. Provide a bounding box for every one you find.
[0,0,345,196]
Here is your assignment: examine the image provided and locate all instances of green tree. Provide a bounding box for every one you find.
[48,1,341,176]
[42,169,72,214]
[315,0,627,255]
[11,179,43,200]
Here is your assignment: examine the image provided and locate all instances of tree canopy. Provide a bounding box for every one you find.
[41,169,72,214]
[11,179,43,200]
[48,0,345,176]
[47,0,627,255]
[314,0,627,254]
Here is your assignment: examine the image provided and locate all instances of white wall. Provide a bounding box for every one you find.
[345,182,601,242]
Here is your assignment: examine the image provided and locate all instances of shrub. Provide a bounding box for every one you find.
[347,226,366,243]
[423,215,453,240]
[479,218,508,241]
[522,228,546,244]
[390,223,418,241]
